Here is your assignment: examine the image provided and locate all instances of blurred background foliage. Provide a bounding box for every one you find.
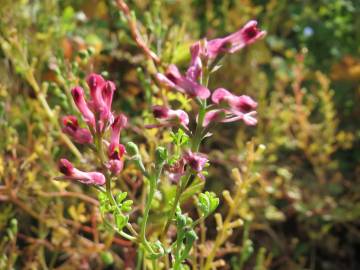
[0,0,359,269]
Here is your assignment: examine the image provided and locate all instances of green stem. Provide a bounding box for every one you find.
[191,101,207,152]
[140,176,156,251]
[96,133,137,243]
[162,101,207,237]
[140,165,163,256]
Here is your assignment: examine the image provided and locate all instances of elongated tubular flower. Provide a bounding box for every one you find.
[187,21,265,77]
[58,158,105,185]
[202,110,226,127]
[62,115,93,144]
[71,86,96,128]
[183,151,208,172]
[186,41,203,81]
[87,73,107,110]
[102,81,116,110]
[110,114,127,146]
[107,114,127,175]
[86,73,115,131]
[155,64,210,99]
[210,88,258,126]
[152,105,189,128]
[206,20,266,59]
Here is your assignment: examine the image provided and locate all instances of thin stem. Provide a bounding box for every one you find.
[96,133,138,244]
[139,164,163,258]
[191,101,207,152]
[140,175,156,252]
[161,169,191,236]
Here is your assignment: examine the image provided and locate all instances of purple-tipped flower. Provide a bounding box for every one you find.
[152,105,189,128]
[87,73,106,109]
[103,81,116,109]
[187,21,266,77]
[207,20,266,59]
[71,86,96,128]
[186,41,204,81]
[62,115,93,144]
[208,88,258,126]
[183,151,208,172]
[110,114,127,146]
[155,64,210,99]
[86,73,115,131]
[58,159,105,185]
[107,115,127,175]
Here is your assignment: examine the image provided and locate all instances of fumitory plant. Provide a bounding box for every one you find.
[57,16,266,269]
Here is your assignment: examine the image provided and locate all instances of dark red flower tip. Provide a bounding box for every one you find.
[71,86,82,102]
[86,73,105,90]
[59,159,74,176]
[244,25,259,40]
[152,106,169,118]
[62,115,79,131]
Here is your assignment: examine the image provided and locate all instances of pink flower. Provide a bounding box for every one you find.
[183,151,208,172]
[152,105,189,128]
[71,86,96,128]
[209,88,258,126]
[207,20,266,59]
[108,143,126,160]
[107,143,125,175]
[202,110,226,127]
[155,64,210,99]
[166,159,186,184]
[186,41,204,81]
[87,73,107,110]
[107,115,127,175]
[103,81,116,109]
[107,159,124,175]
[58,159,105,185]
[187,21,266,75]
[86,73,115,131]
[71,74,118,133]
[110,114,128,146]
[61,115,93,144]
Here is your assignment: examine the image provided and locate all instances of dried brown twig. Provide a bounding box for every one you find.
[116,0,160,64]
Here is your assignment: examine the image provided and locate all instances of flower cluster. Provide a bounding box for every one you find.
[54,18,266,268]
[154,20,265,175]
[59,73,127,185]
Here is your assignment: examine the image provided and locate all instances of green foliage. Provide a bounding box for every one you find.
[197,191,219,217]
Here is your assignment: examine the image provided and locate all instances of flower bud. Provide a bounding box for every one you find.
[125,142,140,157]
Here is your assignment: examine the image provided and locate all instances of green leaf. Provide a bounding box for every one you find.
[197,192,219,217]
[116,192,128,204]
[114,213,128,231]
[121,200,133,212]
